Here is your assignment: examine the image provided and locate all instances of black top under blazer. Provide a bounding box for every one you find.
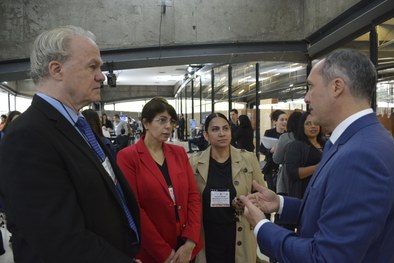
[0,95,140,262]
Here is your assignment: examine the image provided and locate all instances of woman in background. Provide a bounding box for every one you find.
[189,112,265,263]
[101,113,113,131]
[272,111,303,195]
[259,110,288,193]
[81,109,117,160]
[0,111,21,141]
[233,114,254,152]
[117,97,202,263]
[285,110,326,199]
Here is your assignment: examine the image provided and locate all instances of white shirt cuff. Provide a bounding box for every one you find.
[253,195,284,237]
[253,219,270,236]
[278,195,284,214]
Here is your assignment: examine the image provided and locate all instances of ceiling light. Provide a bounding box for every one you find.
[238,89,245,94]
[238,76,251,82]
[261,69,277,74]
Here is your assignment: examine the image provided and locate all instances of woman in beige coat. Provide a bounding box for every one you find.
[189,112,265,263]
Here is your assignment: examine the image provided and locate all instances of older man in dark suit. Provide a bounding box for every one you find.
[0,26,140,262]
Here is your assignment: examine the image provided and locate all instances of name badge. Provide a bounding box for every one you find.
[168,186,176,204]
[210,189,230,207]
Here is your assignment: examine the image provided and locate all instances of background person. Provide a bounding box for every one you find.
[0,114,7,131]
[82,109,117,160]
[240,49,394,263]
[189,112,265,263]
[259,110,288,193]
[0,26,140,262]
[116,128,130,152]
[113,114,128,136]
[177,113,185,141]
[117,97,202,263]
[272,111,303,195]
[233,114,254,152]
[187,123,207,153]
[101,113,113,131]
[0,111,21,141]
[285,110,326,199]
[229,109,239,147]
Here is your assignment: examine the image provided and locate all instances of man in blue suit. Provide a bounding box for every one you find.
[240,49,394,263]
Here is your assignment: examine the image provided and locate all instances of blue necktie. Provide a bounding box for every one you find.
[75,116,139,242]
[75,117,105,161]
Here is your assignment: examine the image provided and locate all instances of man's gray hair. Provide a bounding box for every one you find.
[320,49,377,101]
[30,25,96,84]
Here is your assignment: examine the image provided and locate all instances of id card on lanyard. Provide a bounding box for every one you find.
[168,186,176,205]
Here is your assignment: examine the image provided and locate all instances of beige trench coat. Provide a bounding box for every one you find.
[189,146,266,263]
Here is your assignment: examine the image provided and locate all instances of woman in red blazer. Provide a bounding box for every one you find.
[117,97,202,263]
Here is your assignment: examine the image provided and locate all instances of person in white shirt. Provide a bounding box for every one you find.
[113,114,129,136]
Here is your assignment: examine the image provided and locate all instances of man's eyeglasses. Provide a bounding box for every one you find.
[154,117,177,126]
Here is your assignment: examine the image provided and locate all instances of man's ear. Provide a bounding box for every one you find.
[332,78,346,98]
[48,61,63,80]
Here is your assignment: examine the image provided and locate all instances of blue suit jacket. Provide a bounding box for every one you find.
[257,113,394,263]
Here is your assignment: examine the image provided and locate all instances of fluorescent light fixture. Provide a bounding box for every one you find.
[261,69,277,74]
[238,76,252,82]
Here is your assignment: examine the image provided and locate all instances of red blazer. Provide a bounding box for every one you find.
[117,137,202,263]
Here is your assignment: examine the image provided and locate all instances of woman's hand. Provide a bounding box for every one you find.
[163,250,175,263]
[232,197,245,210]
[173,239,195,263]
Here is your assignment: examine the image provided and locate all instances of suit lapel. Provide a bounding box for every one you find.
[32,95,122,202]
[298,113,378,219]
[136,139,170,194]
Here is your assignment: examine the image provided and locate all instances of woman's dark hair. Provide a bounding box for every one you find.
[270,109,286,122]
[204,112,229,132]
[2,110,21,133]
[141,97,178,134]
[238,115,252,128]
[296,111,325,146]
[81,109,104,137]
[287,111,303,133]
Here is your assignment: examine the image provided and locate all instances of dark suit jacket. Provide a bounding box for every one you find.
[257,113,394,262]
[0,95,140,262]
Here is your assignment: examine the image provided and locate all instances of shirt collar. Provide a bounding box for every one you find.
[36,92,79,125]
[329,108,373,144]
